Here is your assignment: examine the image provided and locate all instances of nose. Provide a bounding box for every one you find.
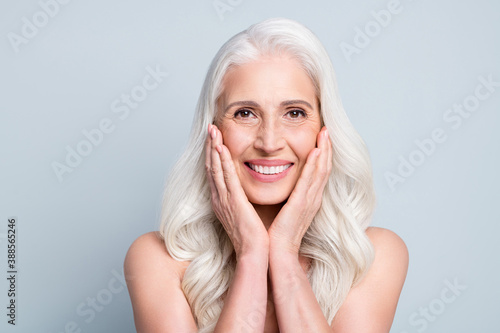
[253,120,285,154]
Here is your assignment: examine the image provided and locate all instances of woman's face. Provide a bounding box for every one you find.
[217,55,322,206]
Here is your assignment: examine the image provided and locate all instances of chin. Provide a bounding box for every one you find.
[245,189,290,206]
[249,198,287,206]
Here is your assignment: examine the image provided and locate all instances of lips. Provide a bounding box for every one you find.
[244,159,294,182]
[247,163,292,175]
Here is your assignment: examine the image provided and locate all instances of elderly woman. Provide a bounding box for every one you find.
[124,18,408,333]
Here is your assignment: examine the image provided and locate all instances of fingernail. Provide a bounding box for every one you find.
[211,128,217,139]
[324,128,329,138]
[216,145,222,153]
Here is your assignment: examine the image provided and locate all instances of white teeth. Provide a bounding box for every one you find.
[248,163,291,175]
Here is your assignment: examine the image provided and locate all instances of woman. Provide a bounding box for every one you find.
[125,18,408,332]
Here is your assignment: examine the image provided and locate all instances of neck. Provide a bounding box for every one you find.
[252,203,284,230]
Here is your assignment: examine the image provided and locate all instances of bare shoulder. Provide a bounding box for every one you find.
[124,231,188,280]
[125,231,167,266]
[124,232,196,333]
[366,226,409,264]
[364,226,409,290]
[331,227,409,332]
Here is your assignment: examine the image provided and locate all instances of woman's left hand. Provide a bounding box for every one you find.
[268,126,333,255]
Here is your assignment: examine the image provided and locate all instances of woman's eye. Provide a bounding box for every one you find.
[286,109,306,119]
[234,109,255,118]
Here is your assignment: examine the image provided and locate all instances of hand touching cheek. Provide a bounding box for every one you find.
[268,127,333,255]
[205,124,269,259]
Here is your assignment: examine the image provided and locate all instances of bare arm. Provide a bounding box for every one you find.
[268,227,409,333]
[269,251,332,332]
[209,124,270,332]
[267,127,333,332]
[214,252,269,332]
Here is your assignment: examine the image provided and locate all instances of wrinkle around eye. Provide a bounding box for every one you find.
[283,109,308,122]
[228,109,260,126]
[287,109,306,118]
[234,109,256,119]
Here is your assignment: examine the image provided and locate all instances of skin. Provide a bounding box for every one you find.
[124,55,409,333]
[210,55,326,255]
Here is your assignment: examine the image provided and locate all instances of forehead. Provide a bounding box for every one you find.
[219,55,318,109]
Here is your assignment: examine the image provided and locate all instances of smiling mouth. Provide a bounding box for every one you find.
[245,162,293,175]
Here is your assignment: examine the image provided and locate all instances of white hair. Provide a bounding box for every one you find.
[159,17,375,332]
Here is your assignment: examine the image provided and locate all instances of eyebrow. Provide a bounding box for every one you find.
[224,99,313,113]
[281,99,314,109]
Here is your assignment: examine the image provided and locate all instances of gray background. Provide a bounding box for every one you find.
[1,0,499,332]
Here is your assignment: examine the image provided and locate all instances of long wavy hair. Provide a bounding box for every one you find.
[159,18,376,332]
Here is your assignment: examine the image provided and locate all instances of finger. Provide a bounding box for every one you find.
[279,147,320,232]
[292,129,329,201]
[291,147,320,198]
[326,128,333,175]
[210,125,227,196]
[218,144,246,198]
[205,124,213,180]
[213,125,244,196]
[316,127,331,187]
[205,124,219,198]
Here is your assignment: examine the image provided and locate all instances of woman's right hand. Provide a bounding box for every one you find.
[205,124,269,259]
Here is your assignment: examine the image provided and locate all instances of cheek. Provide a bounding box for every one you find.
[288,129,318,157]
[221,127,253,161]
